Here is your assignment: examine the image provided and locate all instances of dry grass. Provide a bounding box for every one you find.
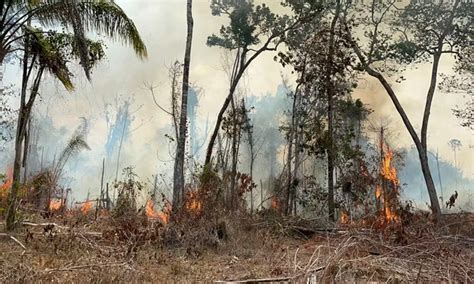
[0,211,472,282]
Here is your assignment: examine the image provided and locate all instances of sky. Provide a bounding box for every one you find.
[2,0,472,202]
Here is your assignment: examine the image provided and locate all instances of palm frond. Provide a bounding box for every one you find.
[34,1,147,57]
[3,1,146,79]
[27,27,75,90]
[53,132,90,179]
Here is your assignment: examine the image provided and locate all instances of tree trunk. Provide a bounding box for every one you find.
[229,97,238,209]
[173,0,193,211]
[5,46,30,230]
[285,89,297,215]
[205,49,248,166]
[367,69,441,221]
[0,51,5,97]
[326,0,340,222]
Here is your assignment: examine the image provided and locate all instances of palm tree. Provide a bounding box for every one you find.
[0,0,147,82]
[5,29,104,229]
[3,1,147,230]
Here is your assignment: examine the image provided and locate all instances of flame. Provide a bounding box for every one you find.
[375,185,382,199]
[381,147,398,186]
[385,206,399,222]
[146,199,170,224]
[1,167,13,197]
[185,190,202,213]
[271,196,280,211]
[49,199,62,211]
[377,143,400,224]
[81,200,93,214]
[340,210,349,224]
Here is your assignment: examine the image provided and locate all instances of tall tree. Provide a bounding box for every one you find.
[173,0,194,211]
[325,0,341,221]
[342,0,471,221]
[204,0,318,166]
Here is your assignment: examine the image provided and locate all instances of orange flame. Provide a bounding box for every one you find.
[81,200,93,214]
[381,148,398,186]
[385,206,399,222]
[145,199,170,224]
[1,168,13,197]
[377,143,400,224]
[271,196,280,211]
[375,185,382,199]
[185,190,202,213]
[49,199,62,211]
[339,210,350,224]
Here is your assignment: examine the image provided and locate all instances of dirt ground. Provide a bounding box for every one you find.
[0,211,473,282]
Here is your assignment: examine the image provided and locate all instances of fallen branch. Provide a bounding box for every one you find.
[0,233,27,250]
[21,221,69,230]
[214,276,291,283]
[43,261,129,273]
[214,266,325,283]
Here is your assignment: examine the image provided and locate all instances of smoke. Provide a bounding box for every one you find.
[1,0,471,208]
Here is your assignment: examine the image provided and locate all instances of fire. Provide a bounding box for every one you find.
[49,199,62,211]
[375,185,382,199]
[81,200,93,214]
[381,147,398,185]
[145,199,170,224]
[385,206,399,222]
[271,196,281,211]
[340,210,349,224]
[1,167,13,197]
[377,143,401,224]
[185,190,202,213]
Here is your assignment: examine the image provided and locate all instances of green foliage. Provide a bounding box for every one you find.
[207,0,290,50]
[113,166,143,218]
[1,0,147,79]
[25,27,106,91]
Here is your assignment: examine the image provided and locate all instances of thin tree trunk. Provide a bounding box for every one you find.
[173,0,193,211]
[100,158,105,208]
[22,117,31,183]
[6,45,30,230]
[344,19,442,221]
[229,97,238,209]
[326,0,340,221]
[285,90,296,215]
[205,49,248,166]
[205,79,242,165]
[364,68,441,220]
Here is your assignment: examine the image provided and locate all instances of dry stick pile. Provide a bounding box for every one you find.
[1,213,473,282]
[289,231,473,283]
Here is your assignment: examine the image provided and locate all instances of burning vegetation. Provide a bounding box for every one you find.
[0,0,472,282]
[145,199,171,224]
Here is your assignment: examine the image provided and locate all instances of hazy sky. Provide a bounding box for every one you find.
[2,0,472,200]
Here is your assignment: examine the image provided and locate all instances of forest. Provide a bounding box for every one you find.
[0,0,473,282]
